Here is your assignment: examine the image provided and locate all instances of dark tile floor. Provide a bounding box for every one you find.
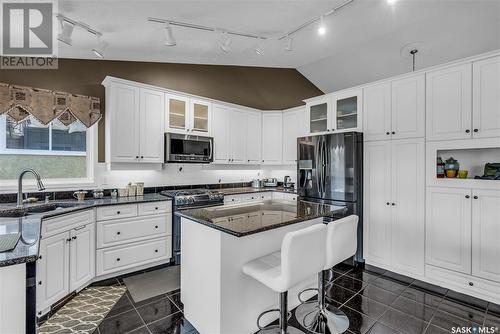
[89,263,500,334]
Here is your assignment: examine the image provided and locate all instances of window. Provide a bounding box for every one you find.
[0,115,93,182]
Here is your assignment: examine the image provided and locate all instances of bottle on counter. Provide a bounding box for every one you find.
[437,157,445,178]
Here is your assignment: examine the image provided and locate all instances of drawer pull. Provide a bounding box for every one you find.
[116,258,121,261]
[465,195,470,199]
[117,211,121,214]
[155,249,158,253]
[473,196,478,199]
[38,281,42,285]
[74,225,86,231]
[155,207,159,210]
[117,231,121,235]
[155,225,159,229]
[72,236,77,240]
[469,282,474,286]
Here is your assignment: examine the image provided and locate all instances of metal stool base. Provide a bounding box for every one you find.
[295,301,349,334]
[256,325,304,334]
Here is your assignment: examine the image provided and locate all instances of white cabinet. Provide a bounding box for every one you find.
[391,74,425,139]
[363,75,424,141]
[104,79,165,165]
[166,94,211,135]
[425,187,472,274]
[69,223,95,292]
[363,82,391,141]
[306,96,331,134]
[282,108,303,165]
[471,189,500,282]
[262,112,283,164]
[426,63,473,141]
[364,139,424,275]
[473,56,500,139]
[331,89,362,133]
[139,88,165,163]
[246,110,262,164]
[37,232,70,313]
[212,105,247,164]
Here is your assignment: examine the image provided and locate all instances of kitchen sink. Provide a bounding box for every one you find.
[0,202,83,218]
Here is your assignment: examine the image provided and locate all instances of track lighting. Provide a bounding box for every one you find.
[92,37,108,58]
[387,0,397,4]
[220,32,232,53]
[164,23,176,46]
[318,15,326,35]
[57,17,74,46]
[285,37,293,51]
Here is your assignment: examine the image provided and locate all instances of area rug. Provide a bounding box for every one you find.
[123,265,180,303]
[37,285,126,334]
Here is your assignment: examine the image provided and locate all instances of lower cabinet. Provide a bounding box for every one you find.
[223,191,295,205]
[37,211,95,315]
[363,138,425,276]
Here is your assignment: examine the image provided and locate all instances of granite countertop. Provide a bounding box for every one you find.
[176,199,347,237]
[0,194,171,268]
[219,187,297,195]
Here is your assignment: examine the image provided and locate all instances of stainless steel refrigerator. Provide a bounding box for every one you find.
[297,132,363,263]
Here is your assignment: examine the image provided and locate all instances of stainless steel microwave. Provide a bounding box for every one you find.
[164,133,213,163]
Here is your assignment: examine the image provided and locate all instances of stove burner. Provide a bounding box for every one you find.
[160,188,224,208]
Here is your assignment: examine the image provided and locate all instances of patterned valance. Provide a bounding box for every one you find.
[0,82,101,127]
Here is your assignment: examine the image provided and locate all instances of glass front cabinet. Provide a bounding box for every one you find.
[305,88,362,135]
[166,94,211,135]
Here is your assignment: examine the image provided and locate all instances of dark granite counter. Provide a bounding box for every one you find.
[0,194,170,267]
[219,187,297,195]
[176,199,347,237]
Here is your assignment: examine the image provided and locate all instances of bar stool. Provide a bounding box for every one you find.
[243,224,327,334]
[295,215,359,334]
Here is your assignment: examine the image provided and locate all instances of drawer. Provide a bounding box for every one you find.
[244,194,262,202]
[258,192,272,201]
[96,237,171,276]
[97,214,171,249]
[96,204,137,221]
[426,265,500,303]
[224,195,243,205]
[41,209,93,238]
[138,201,171,216]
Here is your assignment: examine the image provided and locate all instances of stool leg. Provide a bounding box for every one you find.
[257,291,303,334]
[294,270,349,334]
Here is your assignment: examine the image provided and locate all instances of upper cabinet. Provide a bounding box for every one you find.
[305,89,362,136]
[282,107,305,165]
[104,79,165,165]
[246,110,262,164]
[363,74,425,141]
[166,94,211,135]
[262,112,283,164]
[472,56,500,139]
[211,105,247,164]
[426,63,473,141]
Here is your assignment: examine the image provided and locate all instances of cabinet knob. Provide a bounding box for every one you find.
[72,236,77,240]
[155,249,158,253]
[155,207,158,210]
[473,196,478,199]
[391,203,395,206]
[66,238,71,242]
[136,156,139,159]
[116,258,120,261]
[386,132,390,135]
[155,225,159,229]
[117,211,121,214]
[141,156,144,159]
[117,231,121,235]
[465,195,470,199]
[38,255,42,260]
[262,160,264,162]
[38,281,42,285]
[386,202,390,205]
[465,129,470,133]
[391,131,395,135]
[469,282,474,286]
[473,129,478,133]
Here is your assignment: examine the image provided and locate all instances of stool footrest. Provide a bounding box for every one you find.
[298,287,319,303]
[257,309,280,330]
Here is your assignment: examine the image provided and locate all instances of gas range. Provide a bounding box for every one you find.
[160,188,224,209]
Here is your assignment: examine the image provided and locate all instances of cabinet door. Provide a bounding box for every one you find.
[363,141,392,265]
[363,83,391,141]
[306,97,331,134]
[109,83,140,162]
[332,89,362,133]
[211,105,231,163]
[390,139,425,275]
[166,94,189,134]
[426,64,472,141]
[472,189,500,282]
[391,75,425,139]
[262,112,283,164]
[37,232,70,312]
[230,109,247,163]
[426,187,472,274]
[139,89,165,163]
[70,223,95,292]
[282,109,300,165]
[246,111,262,164]
[190,99,211,135]
[473,56,500,138]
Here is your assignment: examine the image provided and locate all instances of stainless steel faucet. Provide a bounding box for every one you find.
[17,168,45,207]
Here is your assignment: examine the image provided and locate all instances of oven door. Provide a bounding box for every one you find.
[165,133,213,163]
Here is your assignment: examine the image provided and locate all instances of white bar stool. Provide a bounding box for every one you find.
[243,224,327,334]
[295,215,359,334]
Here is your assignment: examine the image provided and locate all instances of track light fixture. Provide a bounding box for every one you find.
[56,14,107,58]
[92,37,108,58]
[57,16,74,46]
[220,31,232,53]
[285,37,293,51]
[318,15,326,35]
[164,23,176,46]
[387,0,397,4]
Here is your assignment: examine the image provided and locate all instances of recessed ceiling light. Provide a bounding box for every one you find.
[220,32,232,53]
[285,37,293,51]
[318,15,326,36]
[164,23,176,46]
[57,18,74,46]
[92,37,108,58]
[387,0,397,4]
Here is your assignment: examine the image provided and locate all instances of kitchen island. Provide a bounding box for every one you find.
[177,199,346,334]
